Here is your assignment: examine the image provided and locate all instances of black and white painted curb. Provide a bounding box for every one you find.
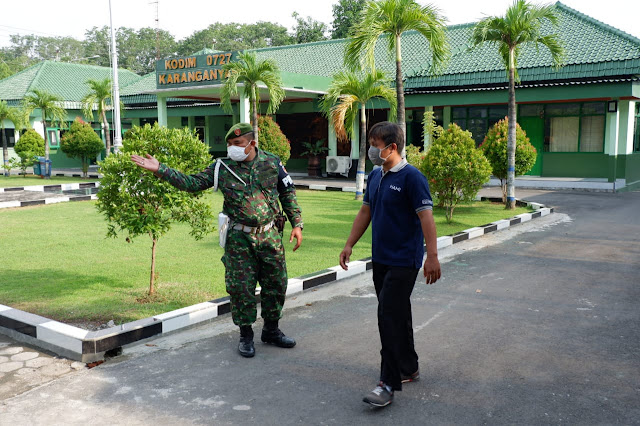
[0,182,100,209]
[0,193,553,362]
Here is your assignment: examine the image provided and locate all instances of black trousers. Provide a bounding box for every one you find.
[372,262,420,391]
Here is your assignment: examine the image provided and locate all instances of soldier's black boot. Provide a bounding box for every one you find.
[238,326,255,358]
[261,321,296,348]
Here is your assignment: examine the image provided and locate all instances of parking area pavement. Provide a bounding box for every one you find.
[1,189,638,425]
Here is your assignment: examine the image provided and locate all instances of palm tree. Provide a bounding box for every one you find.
[320,69,397,200]
[23,89,67,178]
[0,101,26,176]
[345,0,448,144]
[82,78,114,155]
[472,0,564,209]
[221,51,285,144]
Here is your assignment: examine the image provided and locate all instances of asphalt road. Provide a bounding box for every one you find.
[1,189,639,425]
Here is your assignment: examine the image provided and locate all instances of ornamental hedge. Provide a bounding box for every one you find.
[480,117,537,202]
[421,123,492,222]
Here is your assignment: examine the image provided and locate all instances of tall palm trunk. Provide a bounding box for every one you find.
[2,128,8,177]
[356,104,367,201]
[395,34,406,156]
[101,108,111,155]
[41,118,51,179]
[251,86,259,145]
[506,48,517,210]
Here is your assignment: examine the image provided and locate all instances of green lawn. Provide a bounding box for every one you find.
[0,189,530,325]
[0,175,96,188]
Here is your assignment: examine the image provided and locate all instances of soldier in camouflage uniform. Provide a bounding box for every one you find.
[131,122,303,358]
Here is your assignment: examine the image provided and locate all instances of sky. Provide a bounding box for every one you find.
[1,0,639,48]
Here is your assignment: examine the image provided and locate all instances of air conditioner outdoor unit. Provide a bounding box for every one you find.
[326,156,351,175]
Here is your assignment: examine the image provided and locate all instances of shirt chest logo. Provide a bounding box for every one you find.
[389,184,402,192]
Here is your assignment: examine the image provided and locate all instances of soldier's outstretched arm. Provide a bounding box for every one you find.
[132,154,215,192]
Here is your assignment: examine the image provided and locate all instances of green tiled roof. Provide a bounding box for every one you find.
[120,72,157,104]
[0,61,141,102]
[249,2,640,90]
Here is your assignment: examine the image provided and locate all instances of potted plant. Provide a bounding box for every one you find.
[301,139,328,177]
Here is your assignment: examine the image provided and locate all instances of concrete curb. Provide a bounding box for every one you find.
[0,182,100,209]
[0,193,553,362]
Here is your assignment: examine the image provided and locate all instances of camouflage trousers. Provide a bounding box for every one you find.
[221,226,288,327]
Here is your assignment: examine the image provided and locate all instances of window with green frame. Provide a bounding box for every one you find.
[46,128,60,148]
[634,103,640,152]
[532,102,606,153]
[451,105,508,145]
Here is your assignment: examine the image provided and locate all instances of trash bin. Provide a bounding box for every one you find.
[34,156,51,177]
[32,157,41,175]
[42,159,52,177]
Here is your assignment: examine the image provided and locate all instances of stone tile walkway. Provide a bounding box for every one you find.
[0,334,84,401]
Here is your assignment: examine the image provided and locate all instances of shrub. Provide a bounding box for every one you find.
[422,123,492,222]
[257,115,291,165]
[14,129,45,159]
[405,144,425,169]
[61,118,104,177]
[97,123,215,295]
[480,117,537,202]
[14,129,45,177]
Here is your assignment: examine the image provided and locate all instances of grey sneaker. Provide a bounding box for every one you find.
[363,382,393,407]
[401,370,420,383]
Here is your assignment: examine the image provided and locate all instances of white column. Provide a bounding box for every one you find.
[605,102,620,185]
[605,106,620,156]
[618,100,635,155]
[351,123,359,159]
[238,93,250,124]
[328,122,337,156]
[443,106,452,129]
[157,96,167,127]
[424,105,433,150]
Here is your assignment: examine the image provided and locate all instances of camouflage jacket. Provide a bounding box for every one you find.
[156,149,303,228]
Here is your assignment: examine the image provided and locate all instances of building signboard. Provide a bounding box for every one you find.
[155,52,237,89]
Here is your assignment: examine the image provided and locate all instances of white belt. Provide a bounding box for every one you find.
[232,220,275,234]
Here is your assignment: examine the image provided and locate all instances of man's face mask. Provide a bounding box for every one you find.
[368,144,392,166]
[227,142,251,161]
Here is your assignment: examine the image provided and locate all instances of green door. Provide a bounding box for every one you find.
[519,116,544,176]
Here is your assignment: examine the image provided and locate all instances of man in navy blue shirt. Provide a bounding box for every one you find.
[339,121,441,408]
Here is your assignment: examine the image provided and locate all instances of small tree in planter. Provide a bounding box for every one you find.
[422,123,492,222]
[14,129,45,177]
[257,115,291,165]
[97,124,214,296]
[480,117,537,203]
[60,118,104,178]
[300,140,328,177]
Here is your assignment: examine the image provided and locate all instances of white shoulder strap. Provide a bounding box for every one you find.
[213,158,246,192]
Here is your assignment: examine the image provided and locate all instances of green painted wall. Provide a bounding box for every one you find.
[208,115,231,150]
[277,100,319,114]
[167,116,181,128]
[624,153,640,190]
[405,82,635,108]
[542,153,609,177]
[49,149,83,168]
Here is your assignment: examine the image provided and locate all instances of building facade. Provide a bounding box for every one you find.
[1,2,638,189]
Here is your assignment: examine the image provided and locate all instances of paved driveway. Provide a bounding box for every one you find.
[1,190,638,425]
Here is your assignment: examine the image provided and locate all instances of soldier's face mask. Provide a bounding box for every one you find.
[228,141,253,162]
